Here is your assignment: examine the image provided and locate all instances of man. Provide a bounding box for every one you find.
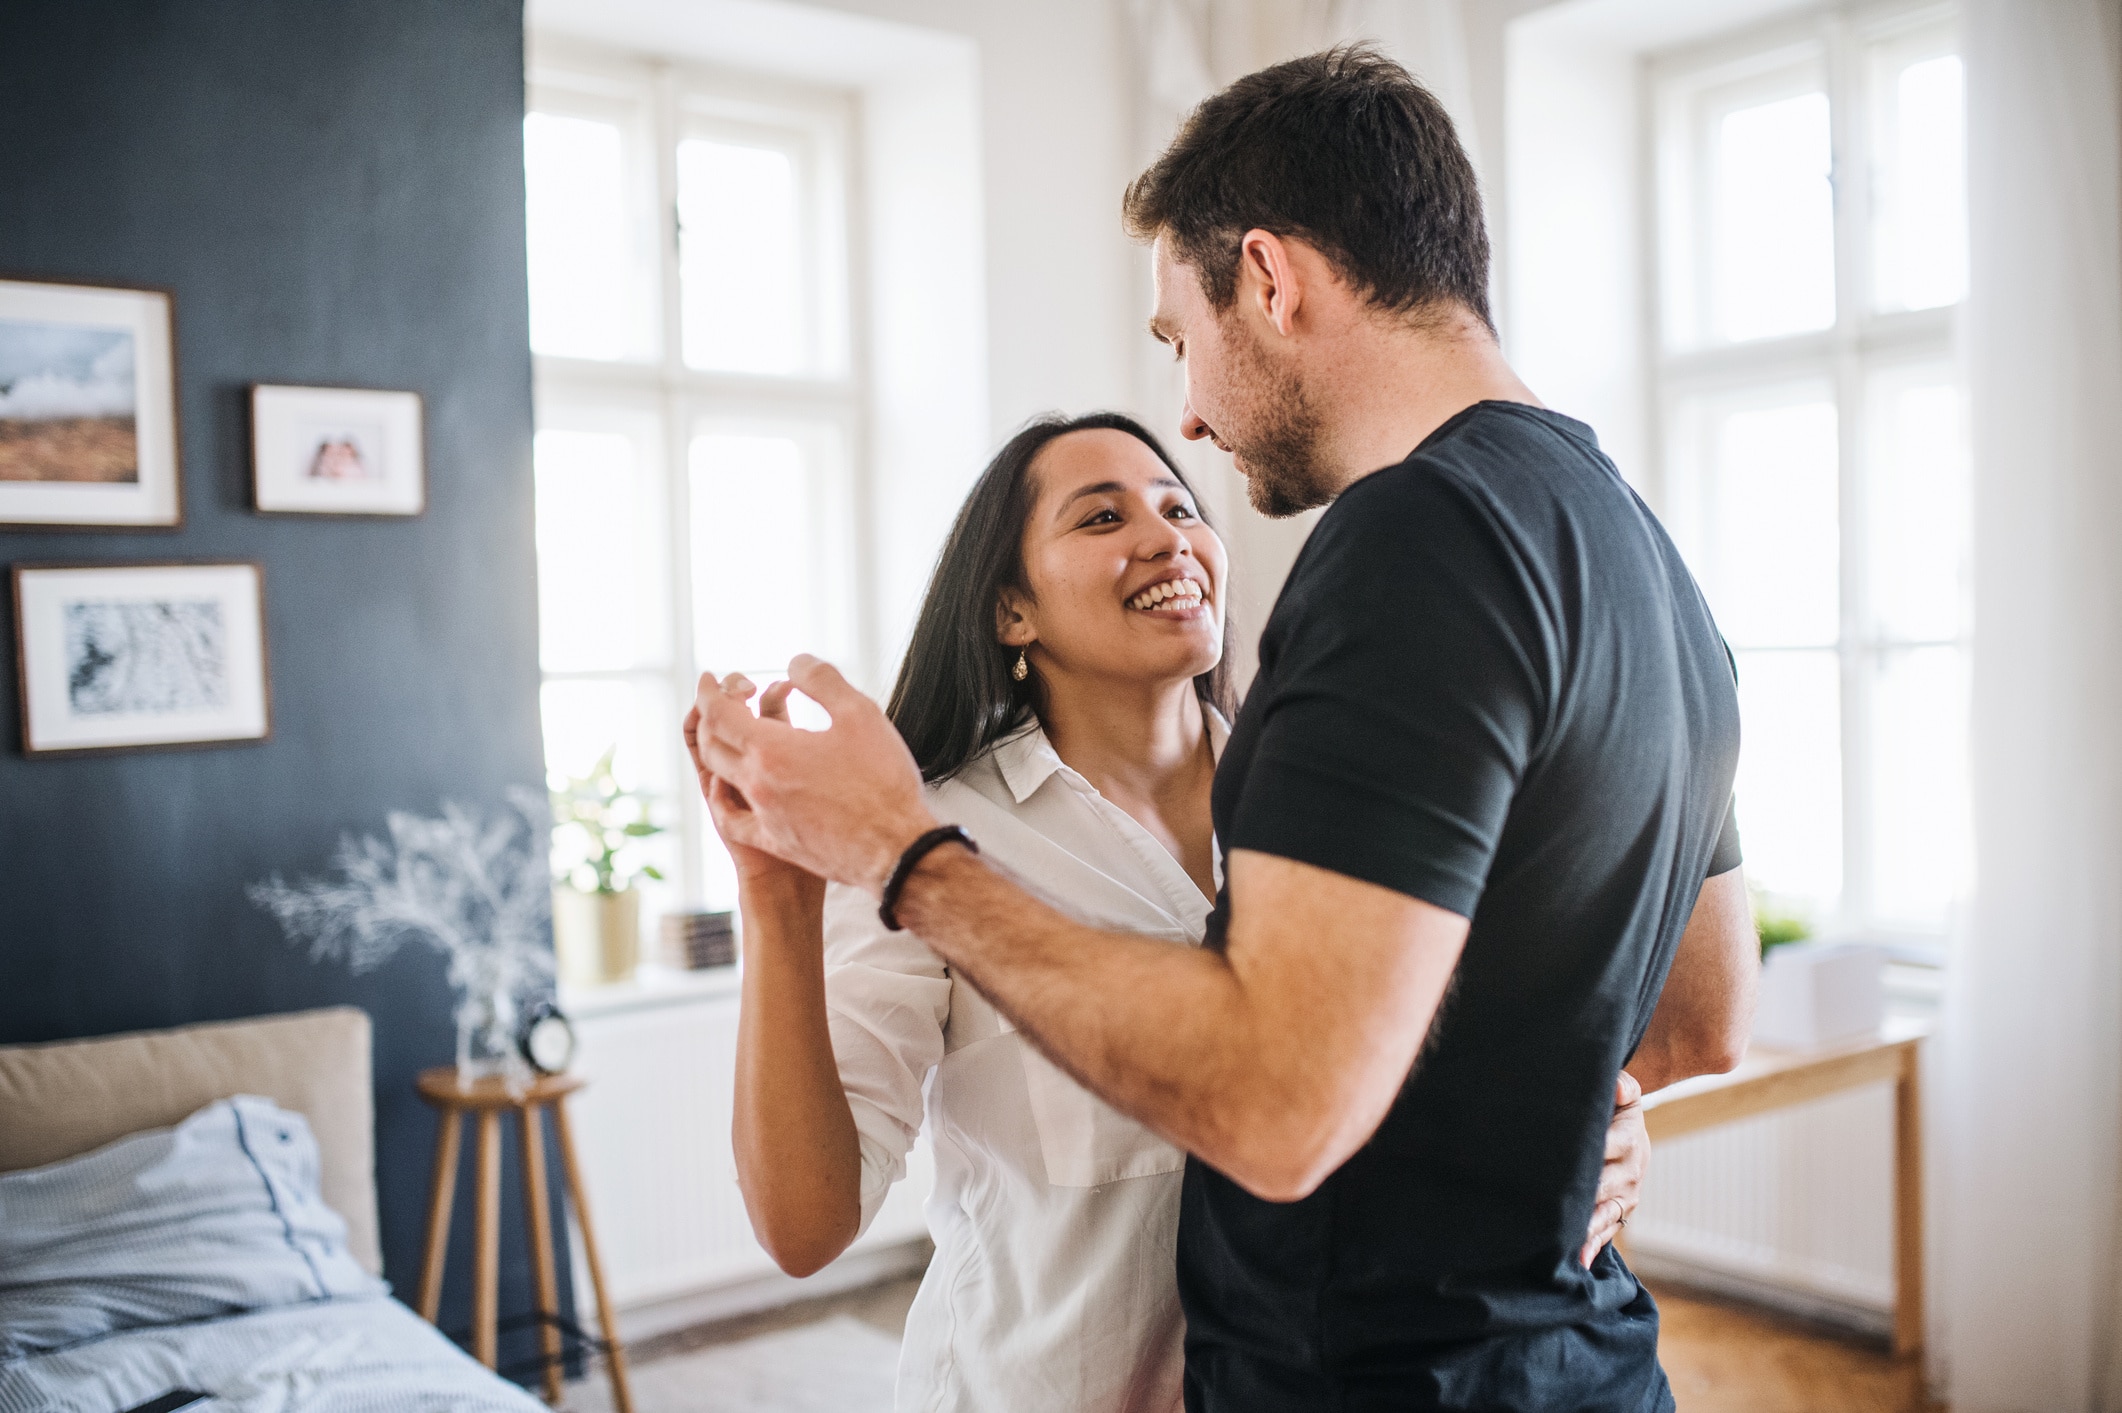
[693,46,1755,1412]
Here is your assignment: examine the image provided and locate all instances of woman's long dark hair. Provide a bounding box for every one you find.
[886,412,1237,783]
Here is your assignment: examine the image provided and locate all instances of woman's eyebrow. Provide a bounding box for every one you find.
[1057,476,1184,512]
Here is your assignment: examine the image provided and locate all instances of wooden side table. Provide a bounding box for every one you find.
[414,1067,634,1413]
[1638,1018,1930,1356]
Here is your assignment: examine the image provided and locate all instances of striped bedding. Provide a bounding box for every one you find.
[0,1097,543,1413]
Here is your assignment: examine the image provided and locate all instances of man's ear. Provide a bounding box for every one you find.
[995,589,1035,649]
[1238,229,1303,338]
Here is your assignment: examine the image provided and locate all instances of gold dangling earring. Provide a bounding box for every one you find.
[1012,648,1030,682]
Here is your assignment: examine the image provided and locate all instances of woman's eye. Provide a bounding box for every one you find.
[1081,508,1120,527]
[1167,505,1196,521]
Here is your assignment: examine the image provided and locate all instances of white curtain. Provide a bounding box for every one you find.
[1948,3,2122,1408]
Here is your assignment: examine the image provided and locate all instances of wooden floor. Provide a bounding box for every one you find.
[1653,1281,1943,1413]
[632,1273,1941,1413]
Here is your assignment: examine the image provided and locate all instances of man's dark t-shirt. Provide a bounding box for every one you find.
[1183,402,1742,1413]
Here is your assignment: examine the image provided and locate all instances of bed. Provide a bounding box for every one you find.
[0,1008,548,1413]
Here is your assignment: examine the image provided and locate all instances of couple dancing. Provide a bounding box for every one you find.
[685,47,1754,1413]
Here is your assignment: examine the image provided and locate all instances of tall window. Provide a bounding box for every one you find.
[1652,3,1968,953]
[526,41,864,917]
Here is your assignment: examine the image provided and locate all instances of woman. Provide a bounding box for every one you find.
[688,413,1644,1413]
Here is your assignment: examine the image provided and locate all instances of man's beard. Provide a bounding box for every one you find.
[1223,318,1337,519]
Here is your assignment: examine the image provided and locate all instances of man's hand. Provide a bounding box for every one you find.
[1580,1071,1647,1268]
[685,673,825,900]
[689,655,939,894]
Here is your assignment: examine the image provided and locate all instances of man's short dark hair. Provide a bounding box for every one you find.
[1123,45,1492,330]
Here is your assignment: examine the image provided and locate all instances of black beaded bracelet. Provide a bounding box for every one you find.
[878,825,977,931]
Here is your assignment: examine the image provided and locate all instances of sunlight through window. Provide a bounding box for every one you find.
[678,140,806,375]
[1712,92,1836,341]
[1873,54,1966,312]
[524,113,633,360]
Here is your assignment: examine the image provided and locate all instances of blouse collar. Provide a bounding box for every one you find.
[991,703,1230,806]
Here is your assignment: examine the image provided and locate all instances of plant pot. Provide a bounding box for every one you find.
[553,886,641,987]
[1752,942,1886,1047]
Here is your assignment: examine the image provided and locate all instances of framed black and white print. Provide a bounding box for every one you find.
[13,562,270,756]
[251,384,424,516]
[0,277,182,528]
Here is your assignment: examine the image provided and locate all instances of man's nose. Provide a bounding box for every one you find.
[1180,401,1211,442]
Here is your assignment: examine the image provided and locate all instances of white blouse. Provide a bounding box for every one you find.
[821,716,1225,1413]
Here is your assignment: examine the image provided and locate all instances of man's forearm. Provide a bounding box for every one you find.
[891,844,1467,1201]
[892,844,1267,1166]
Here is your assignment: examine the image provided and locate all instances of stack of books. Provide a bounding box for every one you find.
[660,911,737,970]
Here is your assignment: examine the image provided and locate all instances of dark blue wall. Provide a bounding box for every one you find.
[0,0,568,1371]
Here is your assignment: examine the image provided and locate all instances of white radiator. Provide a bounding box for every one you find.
[1628,1082,1896,1331]
[558,972,934,1319]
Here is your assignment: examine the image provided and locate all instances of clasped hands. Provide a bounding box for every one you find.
[681,656,939,896]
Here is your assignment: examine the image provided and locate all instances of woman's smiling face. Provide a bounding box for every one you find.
[1000,427,1227,691]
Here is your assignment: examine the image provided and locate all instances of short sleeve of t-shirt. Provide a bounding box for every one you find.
[1709,795,1743,877]
[1227,468,1548,919]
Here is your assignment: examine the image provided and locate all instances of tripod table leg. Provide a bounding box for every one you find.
[472,1109,502,1368]
[551,1096,634,1413]
[519,1103,566,1404]
[417,1107,463,1323]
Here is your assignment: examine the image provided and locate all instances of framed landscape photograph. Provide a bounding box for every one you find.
[0,277,182,528]
[251,383,424,516]
[13,562,270,756]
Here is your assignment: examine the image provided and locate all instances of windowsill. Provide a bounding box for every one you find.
[562,960,740,1020]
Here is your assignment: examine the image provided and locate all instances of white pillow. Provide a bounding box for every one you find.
[0,1095,385,1361]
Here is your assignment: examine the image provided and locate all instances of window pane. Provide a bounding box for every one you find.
[525,112,636,360]
[690,432,852,675]
[541,675,680,924]
[1734,649,1844,911]
[1868,375,1968,642]
[540,676,677,801]
[1872,54,1966,312]
[1712,91,1836,341]
[1701,398,1841,648]
[1869,645,1970,928]
[678,139,805,374]
[534,428,669,673]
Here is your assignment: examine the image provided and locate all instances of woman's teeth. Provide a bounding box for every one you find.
[1127,580,1205,611]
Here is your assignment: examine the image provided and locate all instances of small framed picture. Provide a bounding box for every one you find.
[0,277,182,529]
[251,383,424,516]
[12,562,270,756]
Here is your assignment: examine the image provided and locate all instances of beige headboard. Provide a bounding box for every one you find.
[0,1007,382,1275]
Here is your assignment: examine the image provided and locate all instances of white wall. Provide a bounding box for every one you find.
[819,0,1144,436]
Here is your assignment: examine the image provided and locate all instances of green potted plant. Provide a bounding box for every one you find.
[1752,888,1813,959]
[549,747,666,987]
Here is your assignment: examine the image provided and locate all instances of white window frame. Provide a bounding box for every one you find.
[1646,0,1965,958]
[527,34,871,912]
